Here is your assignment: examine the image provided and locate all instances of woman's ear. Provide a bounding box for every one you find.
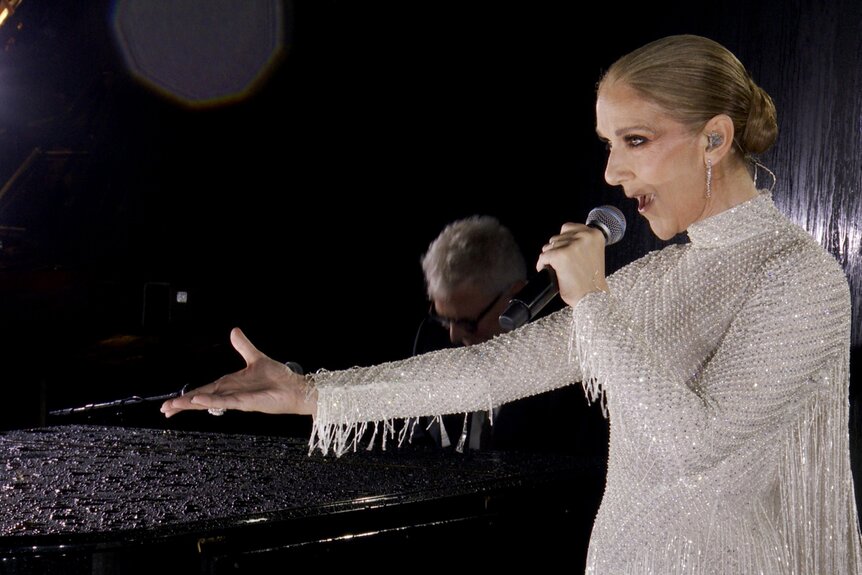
[703,114,734,163]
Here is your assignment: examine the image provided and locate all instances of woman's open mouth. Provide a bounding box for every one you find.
[637,193,656,213]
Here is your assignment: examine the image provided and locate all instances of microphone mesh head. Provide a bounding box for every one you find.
[586,205,626,245]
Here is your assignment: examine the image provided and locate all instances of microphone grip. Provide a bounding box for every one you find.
[498,267,558,332]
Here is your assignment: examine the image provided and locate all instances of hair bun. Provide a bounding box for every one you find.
[742,81,778,155]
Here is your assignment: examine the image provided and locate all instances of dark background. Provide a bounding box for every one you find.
[0,0,859,451]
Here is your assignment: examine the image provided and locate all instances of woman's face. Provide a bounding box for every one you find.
[596,81,708,240]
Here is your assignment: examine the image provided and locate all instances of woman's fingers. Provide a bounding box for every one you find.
[230,327,265,366]
[541,223,592,252]
[534,224,607,304]
[160,328,315,418]
[160,371,243,415]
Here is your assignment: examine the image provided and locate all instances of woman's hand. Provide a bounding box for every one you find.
[535,222,608,307]
[160,327,317,418]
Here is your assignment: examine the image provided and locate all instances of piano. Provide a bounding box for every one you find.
[0,424,604,573]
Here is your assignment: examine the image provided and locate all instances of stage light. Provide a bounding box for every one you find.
[111,0,288,107]
[0,0,22,29]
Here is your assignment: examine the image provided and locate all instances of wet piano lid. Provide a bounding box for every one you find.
[0,424,591,541]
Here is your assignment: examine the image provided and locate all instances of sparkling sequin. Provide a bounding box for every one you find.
[310,192,862,573]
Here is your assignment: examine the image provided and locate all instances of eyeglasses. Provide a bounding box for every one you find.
[428,291,506,334]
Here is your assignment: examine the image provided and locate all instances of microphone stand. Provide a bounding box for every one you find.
[48,385,189,417]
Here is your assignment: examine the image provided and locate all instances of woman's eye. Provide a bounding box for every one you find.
[602,136,646,151]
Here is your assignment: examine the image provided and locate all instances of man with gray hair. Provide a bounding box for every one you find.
[421,215,526,347]
[417,215,587,453]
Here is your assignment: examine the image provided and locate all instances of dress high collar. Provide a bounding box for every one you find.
[685,191,778,248]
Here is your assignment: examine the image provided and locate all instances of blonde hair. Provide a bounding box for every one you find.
[600,34,778,156]
[421,215,526,300]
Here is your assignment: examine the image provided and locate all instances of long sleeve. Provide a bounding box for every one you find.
[309,306,580,455]
[573,192,862,574]
[573,245,847,474]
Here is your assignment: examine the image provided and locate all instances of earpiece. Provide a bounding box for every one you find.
[707,132,723,151]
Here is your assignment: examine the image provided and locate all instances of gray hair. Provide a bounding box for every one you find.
[421,215,527,300]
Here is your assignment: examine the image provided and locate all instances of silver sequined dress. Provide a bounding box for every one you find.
[310,192,862,574]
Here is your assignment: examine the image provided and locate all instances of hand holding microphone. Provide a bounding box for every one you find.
[499,206,626,331]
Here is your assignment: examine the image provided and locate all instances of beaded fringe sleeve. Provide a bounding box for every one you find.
[309,308,580,456]
[571,193,862,574]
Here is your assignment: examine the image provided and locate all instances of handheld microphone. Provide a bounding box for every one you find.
[498,205,626,332]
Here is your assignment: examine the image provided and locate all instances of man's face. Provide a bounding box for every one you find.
[431,283,511,346]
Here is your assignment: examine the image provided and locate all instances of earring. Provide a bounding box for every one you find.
[706,158,713,198]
